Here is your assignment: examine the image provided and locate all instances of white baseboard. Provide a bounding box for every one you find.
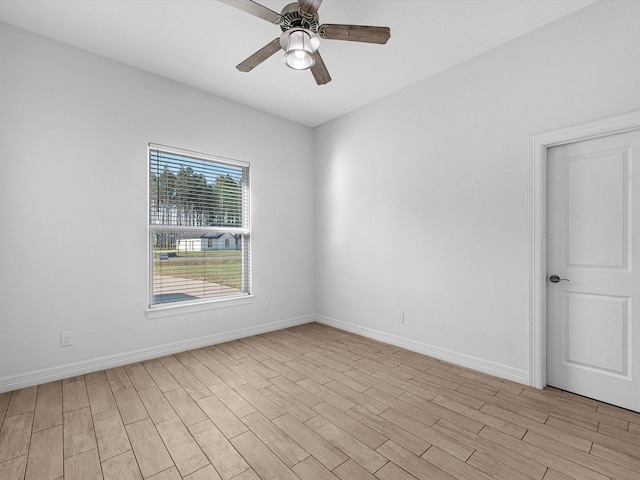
[0,315,314,393]
[315,315,530,385]
[0,313,530,392]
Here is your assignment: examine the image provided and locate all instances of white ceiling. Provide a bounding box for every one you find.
[0,0,597,127]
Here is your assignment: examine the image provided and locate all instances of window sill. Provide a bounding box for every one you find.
[145,295,254,319]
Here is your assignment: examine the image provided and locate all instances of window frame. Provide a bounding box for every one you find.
[147,143,251,312]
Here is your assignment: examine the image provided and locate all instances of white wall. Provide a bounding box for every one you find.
[0,22,315,390]
[314,0,640,381]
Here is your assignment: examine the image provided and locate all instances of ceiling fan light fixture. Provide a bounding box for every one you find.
[281,28,319,70]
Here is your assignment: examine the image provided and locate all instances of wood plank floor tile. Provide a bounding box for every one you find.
[305,415,387,474]
[375,440,453,480]
[240,411,309,467]
[86,380,117,415]
[543,469,575,480]
[6,387,37,417]
[112,388,149,425]
[598,421,640,447]
[63,407,96,458]
[479,426,609,480]
[318,366,370,393]
[273,413,348,470]
[32,388,62,433]
[433,419,547,479]
[197,395,248,439]
[148,466,182,480]
[125,363,157,392]
[457,385,550,424]
[158,355,181,369]
[24,425,62,480]
[0,455,27,480]
[284,360,332,385]
[333,458,377,480]
[519,389,629,430]
[228,364,272,389]
[230,431,300,480]
[1,323,639,480]
[422,445,493,480]
[184,362,224,389]
[466,450,538,480]
[313,402,386,449]
[371,371,438,400]
[0,411,34,462]
[101,450,142,480]
[182,464,222,480]
[64,448,102,480]
[238,357,278,380]
[125,418,174,478]
[207,347,241,367]
[523,429,639,480]
[323,380,388,415]
[105,367,134,392]
[138,386,177,425]
[298,378,356,411]
[0,392,12,414]
[374,460,421,480]
[156,416,209,477]
[144,365,181,393]
[432,394,526,438]
[166,366,212,401]
[291,455,340,480]
[590,442,640,473]
[175,351,198,366]
[209,383,256,418]
[93,408,131,461]
[398,391,485,434]
[164,388,208,427]
[233,383,286,420]
[271,375,322,408]
[346,404,430,455]
[84,370,108,385]
[546,416,638,458]
[480,403,592,452]
[381,409,473,461]
[62,380,90,413]
[260,384,316,422]
[367,388,440,426]
[188,419,249,480]
[261,359,305,382]
[190,352,246,388]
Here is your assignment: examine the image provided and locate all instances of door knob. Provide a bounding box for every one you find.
[549,275,569,283]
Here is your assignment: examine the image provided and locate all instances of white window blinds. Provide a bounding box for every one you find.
[148,144,250,307]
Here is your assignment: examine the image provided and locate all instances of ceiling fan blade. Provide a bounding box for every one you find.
[310,50,331,85]
[319,24,391,44]
[236,38,281,72]
[218,0,282,24]
[298,0,323,16]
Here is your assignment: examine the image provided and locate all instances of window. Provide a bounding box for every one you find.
[148,144,250,307]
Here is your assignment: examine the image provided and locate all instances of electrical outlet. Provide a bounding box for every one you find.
[61,331,74,347]
[397,310,405,323]
[263,301,270,312]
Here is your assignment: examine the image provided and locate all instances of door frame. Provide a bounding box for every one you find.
[529,109,640,389]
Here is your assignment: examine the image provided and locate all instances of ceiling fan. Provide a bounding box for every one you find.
[219,0,391,85]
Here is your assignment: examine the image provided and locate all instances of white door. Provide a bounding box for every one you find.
[547,129,640,412]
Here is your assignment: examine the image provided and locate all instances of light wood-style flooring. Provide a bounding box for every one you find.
[1,322,639,480]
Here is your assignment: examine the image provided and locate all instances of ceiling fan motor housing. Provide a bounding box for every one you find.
[280,2,319,32]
